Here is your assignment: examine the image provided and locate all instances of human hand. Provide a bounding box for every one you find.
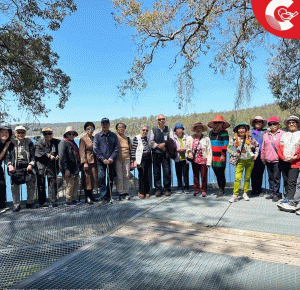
[27,165,33,171]
[4,141,11,149]
[108,158,113,164]
[220,155,225,162]
[150,140,155,145]
[84,163,89,171]
[65,169,70,177]
[177,148,185,153]
[55,155,59,160]
[103,159,109,165]
[235,153,241,157]
[252,156,257,161]
[8,165,15,173]
[133,161,137,168]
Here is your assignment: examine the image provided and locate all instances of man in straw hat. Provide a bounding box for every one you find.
[149,114,174,197]
[250,116,267,197]
[6,125,36,212]
[35,127,60,207]
[58,126,80,205]
[207,116,230,197]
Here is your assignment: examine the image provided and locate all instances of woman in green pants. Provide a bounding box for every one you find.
[227,122,259,203]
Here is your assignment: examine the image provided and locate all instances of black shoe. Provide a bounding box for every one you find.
[26,203,34,209]
[265,195,273,200]
[124,193,130,200]
[51,202,58,207]
[272,196,279,202]
[86,197,93,205]
[119,194,125,201]
[13,205,21,212]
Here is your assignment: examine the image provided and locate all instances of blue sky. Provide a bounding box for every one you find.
[11,0,276,124]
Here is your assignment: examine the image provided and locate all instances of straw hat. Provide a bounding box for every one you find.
[284,115,300,126]
[42,127,53,133]
[250,116,267,128]
[63,126,78,138]
[207,115,230,129]
[189,122,208,132]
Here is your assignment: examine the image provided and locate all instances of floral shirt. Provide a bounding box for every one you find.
[227,136,259,160]
[192,138,207,164]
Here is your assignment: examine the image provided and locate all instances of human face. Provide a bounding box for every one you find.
[0,129,9,143]
[101,122,110,133]
[43,131,53,143]
[212,122,223,132]
[288,120,298,132]
[86,126,94,137]
[140,127,149,137]
[237,126,246,137]
[66,132,76,141]
[157,114,165,129]
[15,130,26,141]
[254,120,263,130]
[268,122,279,133]
[194,126,203,136]
[117,124,126,136]
[175,128,183,137]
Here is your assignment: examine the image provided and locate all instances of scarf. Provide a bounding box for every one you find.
[64,138,80,163]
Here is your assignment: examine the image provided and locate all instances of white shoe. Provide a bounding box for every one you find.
[228,195,238,203]
[243,193,250,201]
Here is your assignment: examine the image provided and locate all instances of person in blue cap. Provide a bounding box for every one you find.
[173,123,190,192]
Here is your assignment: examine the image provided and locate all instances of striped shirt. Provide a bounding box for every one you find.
[131,136,151,160]
[209,130,229,167]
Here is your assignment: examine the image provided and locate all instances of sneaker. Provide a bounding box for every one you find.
[242,193,250,201]
[259,192,264,197]
[228,195,238,203]
[296,210,300,215]
[118,194,125,201]
[51,202,58,208]
[194,191,200,196]
[138,192,145,199]
[145,193,151,198]
[124,194,130,200]
[201,192,207,197]
[165,191,171,196]
[272,196,279,202]
[277,203,296,213]
[86,197,94,204]
[0,207,9,214]
[13,205,21,212]
[26,203,34,209]
[155,191,162,197]
[65,202,73,206]
[280,198,290,204]
[216,191,224,198]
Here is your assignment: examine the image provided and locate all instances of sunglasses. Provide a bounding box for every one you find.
[254,121,263,123]
[214,122,223,124]
[86,128,94,131]
[43,132,53,136]
[142,129,149,132]
[268,123,278,127]
[67,133,76,136]
[16,131,26,135]
[158,118,165,121]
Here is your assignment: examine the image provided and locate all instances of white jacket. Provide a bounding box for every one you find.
[186,135,212,166]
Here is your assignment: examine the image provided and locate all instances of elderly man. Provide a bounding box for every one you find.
[6,125,36,212]
[93,118,119,201]
[149,114,173,196]
[35,127,60,207]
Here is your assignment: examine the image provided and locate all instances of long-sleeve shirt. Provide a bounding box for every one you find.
[227,136,259,160]
[149,126,174,149]
[93,131,119,162]
[209,130,229,167]
[131,136,151,161]
[261,129,284,163]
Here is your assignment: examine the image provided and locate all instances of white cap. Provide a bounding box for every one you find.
[15,125,27,132]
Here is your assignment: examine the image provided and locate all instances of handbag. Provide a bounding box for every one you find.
[10,168,27,185]
[230,137,246,166]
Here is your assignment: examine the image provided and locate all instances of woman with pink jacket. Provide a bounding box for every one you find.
[261,117,285,202]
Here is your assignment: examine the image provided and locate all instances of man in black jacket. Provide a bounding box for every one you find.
[35,127,60,207]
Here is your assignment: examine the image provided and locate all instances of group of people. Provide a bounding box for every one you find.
[0,114,300,215]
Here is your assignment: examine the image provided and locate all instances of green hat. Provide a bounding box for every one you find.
[233,122,250,133]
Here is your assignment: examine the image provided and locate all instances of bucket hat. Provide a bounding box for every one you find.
[250,116,267,128]
[174,123,184,131]
[0,125,12,139]
[189,122,208,132]
[14,125,27,132]
[233,122,250,133]
[63,126,78,138]
[284,115,300,126]
[42,127,53,133]
[207,115,230,129]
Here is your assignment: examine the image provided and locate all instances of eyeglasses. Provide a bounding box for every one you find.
[158,118,165,121]
[288,121,297,125]
[86,128,94,131]
[43,132,53,136]
[142,129,149,132]
[16,131,25,135]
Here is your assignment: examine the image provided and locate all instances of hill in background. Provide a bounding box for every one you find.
[23,103,290,138]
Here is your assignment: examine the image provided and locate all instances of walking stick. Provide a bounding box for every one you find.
[106,165,114,204]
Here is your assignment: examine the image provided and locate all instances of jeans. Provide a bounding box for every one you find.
[175,160,189,190]
[37,174,58,204]
[152,152,171,192]
[97,160,116,199]
[266,162,281,197]
[251,155,265,195]
[192,163,208,193]
[233,159,254,196]
[212,166,226,192]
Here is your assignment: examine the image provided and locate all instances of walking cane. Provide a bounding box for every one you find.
[55,158,59,203]
[106,165,114,204]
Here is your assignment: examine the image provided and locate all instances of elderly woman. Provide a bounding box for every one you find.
[250,116,267,197]
[58,126,80,206]
[131,125,152,199]
[207,116,230,197]
[173,123,189,192]
[277,116,300,212]
[79,122,98,204]
[115,123,131,200]
[0,125,13,212]
[261,117,285,202]
[227,122,259,203]
[186,122,212,197]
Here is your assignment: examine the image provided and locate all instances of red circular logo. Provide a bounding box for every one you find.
[251,0,300,38]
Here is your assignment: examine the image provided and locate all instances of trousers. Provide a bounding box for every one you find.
[233,159,254,196]
[192,163,208,193]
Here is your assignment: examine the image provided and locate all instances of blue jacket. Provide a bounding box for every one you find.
[93,131,119,162]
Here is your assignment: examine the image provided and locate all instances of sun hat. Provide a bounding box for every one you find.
[267,116,280,125]
[250,116,267,128]
[63,126,78,138]
[207,115,230,129]
[284,115,300,126]
[0,125,12,139]
[174,123,184,131]
[42,127,53,133]
[101,118,110,124]
[233,122,250,133]
[189,122,208,132]
[14,125,27,132]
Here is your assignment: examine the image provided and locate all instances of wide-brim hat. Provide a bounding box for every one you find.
[207,115,230,129]
[250,116,267,128]
[42,127,53,133]
[284,115,300,126]
[233,122,250,133]
[189,122,208,132]
[63,126,78,138]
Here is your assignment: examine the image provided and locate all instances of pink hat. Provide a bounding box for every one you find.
[267,116,280,125]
